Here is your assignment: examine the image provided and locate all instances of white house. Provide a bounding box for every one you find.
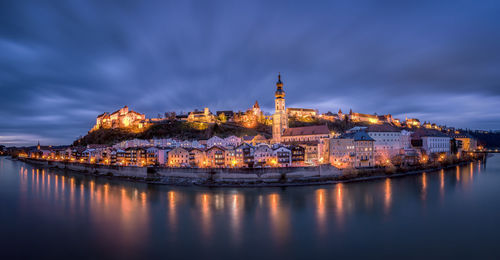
[254,144,274,166]
[272,146,292,167]
[412,129,451,155]
[224,135,242,147]
[207,136,227,148]
[366,124,402,160]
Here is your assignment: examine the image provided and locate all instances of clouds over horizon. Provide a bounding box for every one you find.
[1,0,500,146]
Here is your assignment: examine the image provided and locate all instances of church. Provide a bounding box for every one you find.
[272,74,330,144]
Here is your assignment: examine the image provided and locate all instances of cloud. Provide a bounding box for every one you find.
[1,0,500,146]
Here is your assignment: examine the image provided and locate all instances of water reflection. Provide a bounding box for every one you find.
[6,157,493,258]
[384,178,392,215]
[421,172,427,201]
[316,189,326,234]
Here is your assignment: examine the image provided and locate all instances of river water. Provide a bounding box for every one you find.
[1,155,499,259]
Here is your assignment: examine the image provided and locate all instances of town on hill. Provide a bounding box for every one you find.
[13,74,488,169]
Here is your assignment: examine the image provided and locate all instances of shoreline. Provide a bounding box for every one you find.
[10,155,485,188]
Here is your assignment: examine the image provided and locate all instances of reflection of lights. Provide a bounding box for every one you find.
[440,169,444,195]
[384,178,392,214]
[456,166,460,181]
[421,173,427,201]
[316,189,326,233]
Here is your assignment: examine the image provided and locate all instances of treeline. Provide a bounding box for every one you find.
[469,132,500,148]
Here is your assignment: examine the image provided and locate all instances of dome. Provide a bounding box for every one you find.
[275,73,285,98]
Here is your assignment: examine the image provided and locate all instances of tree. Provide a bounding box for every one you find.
[218,113,227,123]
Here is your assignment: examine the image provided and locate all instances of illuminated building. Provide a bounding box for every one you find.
[349,110,380,124]
[242,135,268,146]
[168,147,190,167]
[92,106,147,131]
[188,148,206,167]
[281,125,330,143]
[329,131,375,168]
[366,124,402,163]
[451,133,477,152]
[206,146,226,168]
[272,146,292,167]
[286,108,318,118]
[187,107,216,123]
[405,118,421,128]
[411,129,451,155]
[254,144,274,167]
[235,143,255,167]
[207,136,227,148]
[272,73,288,143]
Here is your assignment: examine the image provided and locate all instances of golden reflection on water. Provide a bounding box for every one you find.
[230,193,243,244]
[421,173,427,201]
[384,178,392,215]
[334,183,345,227]
[15,158,488,254]
[268,193,289,245]
[470,163,474,181]
[316,189,326,234]
[440,169,445,199]
[199,193,212,241]
[168,191,177,232]
[17,166,150,257]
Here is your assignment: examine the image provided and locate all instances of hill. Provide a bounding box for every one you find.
[73,121,272,146]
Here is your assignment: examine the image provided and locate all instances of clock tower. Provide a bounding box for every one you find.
[272,73,288,143]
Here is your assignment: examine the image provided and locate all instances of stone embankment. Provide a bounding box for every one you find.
[19,157,482,187]
[20,158,342,186]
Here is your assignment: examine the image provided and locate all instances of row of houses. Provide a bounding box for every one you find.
[329,124,478,168]
[26,143,310,168]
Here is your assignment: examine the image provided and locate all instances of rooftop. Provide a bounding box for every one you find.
[282,125,329,136]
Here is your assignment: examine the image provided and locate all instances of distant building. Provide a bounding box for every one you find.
[451,133,477,152]
[223,135,241,147]
[405,118,421,128]
[242,135,268,146]
[286,108,318,118]
[187,108,215,123]
[92,106,147,131]
[207,136,227,148]
[411,129,451,155]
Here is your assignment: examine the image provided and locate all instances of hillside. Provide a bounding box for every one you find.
[73,121,272,146]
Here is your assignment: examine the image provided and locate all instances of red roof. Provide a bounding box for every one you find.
[282,125,329,136]
[366,124,400,132]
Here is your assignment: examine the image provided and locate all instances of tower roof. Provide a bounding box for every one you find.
[253,100,260,109]
[275,73,285,98]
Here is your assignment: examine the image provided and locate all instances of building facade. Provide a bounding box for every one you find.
[330,131,375,168]
[272,74,288,143]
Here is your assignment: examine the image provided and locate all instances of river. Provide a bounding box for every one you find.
[1,155,499,259]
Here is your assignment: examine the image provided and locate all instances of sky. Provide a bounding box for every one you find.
[1,0,500,146]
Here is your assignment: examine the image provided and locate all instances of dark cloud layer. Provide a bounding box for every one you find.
[1,0,500,146]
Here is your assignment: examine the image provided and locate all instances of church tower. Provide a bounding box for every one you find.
[272,73,288,143]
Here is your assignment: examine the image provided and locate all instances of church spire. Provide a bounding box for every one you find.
[275,73,285,98]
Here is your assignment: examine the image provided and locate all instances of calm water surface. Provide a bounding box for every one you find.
[1,156,500,259]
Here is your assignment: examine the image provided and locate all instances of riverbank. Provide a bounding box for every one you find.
[13,155,485,187]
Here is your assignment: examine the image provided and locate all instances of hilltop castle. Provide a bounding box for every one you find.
[91,106,147,131]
